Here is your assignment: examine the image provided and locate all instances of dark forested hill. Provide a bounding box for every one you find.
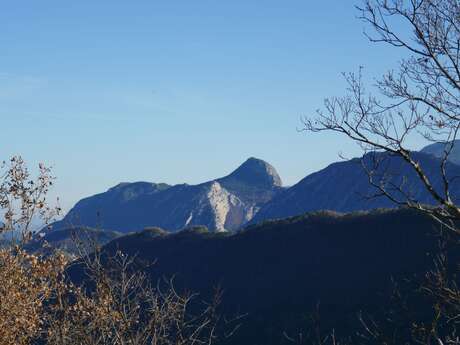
[69,208,452,344]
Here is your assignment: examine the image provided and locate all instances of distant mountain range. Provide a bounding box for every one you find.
[50,158,283,233]
[47,145,460,235]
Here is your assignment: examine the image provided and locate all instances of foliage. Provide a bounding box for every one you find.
[0,156,220,345]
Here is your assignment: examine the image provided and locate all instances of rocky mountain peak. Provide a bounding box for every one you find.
[220,157,282,189]
[50,157,284,234]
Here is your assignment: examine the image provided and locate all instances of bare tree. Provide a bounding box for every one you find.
[302,1,460,344]
[304,0,460,233]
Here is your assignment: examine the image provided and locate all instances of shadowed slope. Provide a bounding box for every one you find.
[68,208,453,344]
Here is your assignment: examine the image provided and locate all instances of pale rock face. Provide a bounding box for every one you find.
[244,206,260,222]
[184,212,194,227]
[206,182,244,232]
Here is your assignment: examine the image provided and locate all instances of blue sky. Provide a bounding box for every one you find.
[1,1,418,211]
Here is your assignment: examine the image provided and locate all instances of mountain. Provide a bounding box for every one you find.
[51,158,283,233]
[251,151,460,224]
[26,227,122,257]
[420,139,460,165]
[68,208,453,344]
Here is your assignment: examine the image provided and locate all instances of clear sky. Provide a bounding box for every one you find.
[1,1,419,211]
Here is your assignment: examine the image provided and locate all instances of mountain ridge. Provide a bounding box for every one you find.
[50,157,283,233]
[251,151,460,224]
[49,151,460,233]
[420,139,460,165]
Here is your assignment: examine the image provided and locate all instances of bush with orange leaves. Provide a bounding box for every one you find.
[0,248,67,345]
[0,157,222,345]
